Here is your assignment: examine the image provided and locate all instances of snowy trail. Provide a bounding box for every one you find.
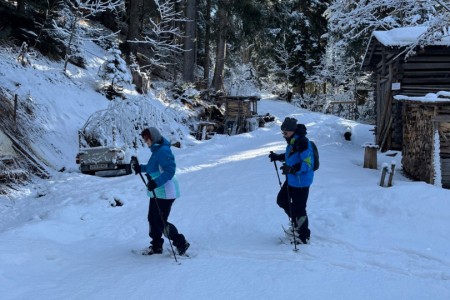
[1,99,450,299]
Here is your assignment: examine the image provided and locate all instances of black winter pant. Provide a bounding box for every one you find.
[276,181,311,240]
[148,198,186,249]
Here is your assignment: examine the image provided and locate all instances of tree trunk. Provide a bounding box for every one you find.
[64,15,79,73]
[126,0,143,55]
[172,0,183,82]
[203,0,211,83]
[211,0,228,91]
[182,0,196,82]
[16,0,25,13]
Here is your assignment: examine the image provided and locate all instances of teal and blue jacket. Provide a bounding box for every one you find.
[284,124,314,188]
[140,138,180,199]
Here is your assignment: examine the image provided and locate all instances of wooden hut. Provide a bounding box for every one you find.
[361,26,450,152]
[218,96,260,135]
[394,94,450,188]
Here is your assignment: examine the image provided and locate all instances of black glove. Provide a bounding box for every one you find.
[269,152,281,162]
[130,156,141,174]
[146,179,157,191]
[280,164,296,175]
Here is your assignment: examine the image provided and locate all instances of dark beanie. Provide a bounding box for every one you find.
[281,117,297,131]
[141,128,152,140]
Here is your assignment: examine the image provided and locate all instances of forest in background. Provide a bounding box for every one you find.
[0,0,449,121]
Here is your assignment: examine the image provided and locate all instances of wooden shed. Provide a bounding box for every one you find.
[218,95,260,135]
[394,94,450,189]
[361,26,450,152]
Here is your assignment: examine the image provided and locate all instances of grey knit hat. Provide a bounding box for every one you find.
[281,117,297,131]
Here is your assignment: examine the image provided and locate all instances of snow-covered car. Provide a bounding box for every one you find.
[76,146,132,177]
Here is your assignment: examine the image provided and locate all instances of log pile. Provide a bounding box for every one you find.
[401,104,435,183]
[401,102,450,188]
[435,106,450,188]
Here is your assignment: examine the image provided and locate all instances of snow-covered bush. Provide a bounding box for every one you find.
[79,96,191,149]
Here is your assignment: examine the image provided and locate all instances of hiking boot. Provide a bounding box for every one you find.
[176,241,190,256]
[142,246,163,255]
[298,236,310,245]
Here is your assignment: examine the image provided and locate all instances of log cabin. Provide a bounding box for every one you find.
[361,26,450,151]
[361,26,450,189]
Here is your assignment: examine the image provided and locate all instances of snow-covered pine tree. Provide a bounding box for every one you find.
[257,0,329,97]
[98,43,131,98]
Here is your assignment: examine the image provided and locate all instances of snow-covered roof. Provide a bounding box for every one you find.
[394,91,450,104]
[372,26,450,47]
[362,26,450,69]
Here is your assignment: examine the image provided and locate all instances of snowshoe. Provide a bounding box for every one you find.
[140,246,163,255]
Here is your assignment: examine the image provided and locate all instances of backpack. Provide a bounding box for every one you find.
[310,140,319,171]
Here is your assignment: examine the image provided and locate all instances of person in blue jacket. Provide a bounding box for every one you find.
[131,127,190,255]
[269,117,314,244]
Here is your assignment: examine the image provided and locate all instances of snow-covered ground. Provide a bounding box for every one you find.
[1,97,450,299]
[1,43,450,299]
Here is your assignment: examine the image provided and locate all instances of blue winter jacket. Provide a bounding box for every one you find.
[284,124,314,188]
[140,137,180,199]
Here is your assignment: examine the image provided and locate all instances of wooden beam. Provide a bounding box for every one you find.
[401,78,450,84]
[402,62,450,70]
[405,56,450,63]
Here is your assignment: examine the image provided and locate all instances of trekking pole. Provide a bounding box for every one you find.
[137,171,179,263]
[271,152,282,187]
[285,173,298,252]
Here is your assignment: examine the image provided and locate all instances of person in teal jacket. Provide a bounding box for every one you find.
[131,127,189,256]
[269,117,314,244]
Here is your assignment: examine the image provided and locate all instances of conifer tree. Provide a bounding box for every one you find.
[98,44,131,93]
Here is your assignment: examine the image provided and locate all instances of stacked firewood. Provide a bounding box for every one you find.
[401,105,435,183]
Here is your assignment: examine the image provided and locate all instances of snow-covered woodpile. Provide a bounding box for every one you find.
[395,95,450,189]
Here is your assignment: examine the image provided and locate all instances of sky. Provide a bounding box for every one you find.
[1,44,450,300]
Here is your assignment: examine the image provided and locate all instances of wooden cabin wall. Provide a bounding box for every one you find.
[398,48,450,96]
[225,100,251,118]
[401,104,435,184]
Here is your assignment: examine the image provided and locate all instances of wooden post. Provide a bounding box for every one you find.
[78,130,82,150]
[112,126,116,147]
[363,143,379,169]
[13,94,18,126]
[201,124,207,140]
[387,163,396,187]
[379,165,388,187]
